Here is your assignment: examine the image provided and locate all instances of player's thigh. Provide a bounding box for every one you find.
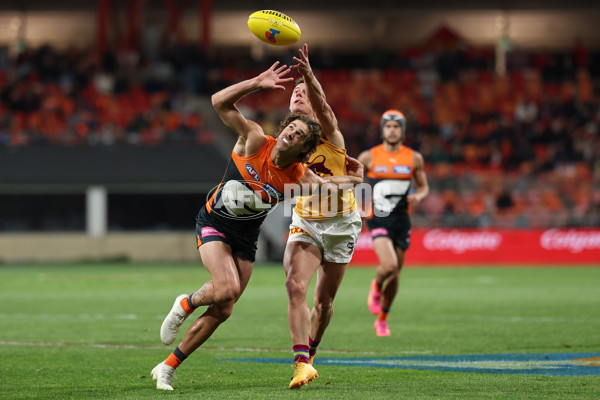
[372,236,399,268]
[284,240,322,284]
[199,241,240,288]
[232,255,254,300]
[394,246,407,269]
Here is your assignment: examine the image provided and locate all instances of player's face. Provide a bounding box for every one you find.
[277,119,310,154]
[382,120,403,144]
[289,83,313,116]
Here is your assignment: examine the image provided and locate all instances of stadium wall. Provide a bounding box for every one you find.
[0,232,200,263]
[0,145,227,186]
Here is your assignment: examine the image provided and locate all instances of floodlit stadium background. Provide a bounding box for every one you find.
[0,0,599,264]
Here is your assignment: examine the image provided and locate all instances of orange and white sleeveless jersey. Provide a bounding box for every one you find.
[206,136,305,230]
[366,144,415,217]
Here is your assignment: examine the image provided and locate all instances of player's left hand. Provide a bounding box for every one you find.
[291,43,313,78]
[345,154,364,180]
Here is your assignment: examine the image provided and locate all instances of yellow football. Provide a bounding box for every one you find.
[247,10,301,46]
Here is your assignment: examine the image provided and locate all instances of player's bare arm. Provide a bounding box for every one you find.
[212,62,293,155]
[357,149,373,172]
[292,43,345,148]
[295,165,363,196]
[407,151,429,205]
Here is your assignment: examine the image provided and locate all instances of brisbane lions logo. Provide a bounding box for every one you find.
[306,155,333,177]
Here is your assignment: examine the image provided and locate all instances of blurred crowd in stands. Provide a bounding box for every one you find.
[0,44,217,147]
[1,33,599,228]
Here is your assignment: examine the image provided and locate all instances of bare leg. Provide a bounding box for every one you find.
[380,247,405,310]
[373,237,400,291]
[310,261,347,342]
[192,242,248,306]
[178,244,254,354]
[189,281,216,307]
[284,241,322,346]
[178,302,233,354]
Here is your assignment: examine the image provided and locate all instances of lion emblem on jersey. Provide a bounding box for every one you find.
[306,155,333,177]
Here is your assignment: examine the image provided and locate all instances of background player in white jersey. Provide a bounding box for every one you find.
[357,110,429,336]
[284,43,363,389]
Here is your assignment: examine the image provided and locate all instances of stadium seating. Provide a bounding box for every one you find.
[1,44,598,229]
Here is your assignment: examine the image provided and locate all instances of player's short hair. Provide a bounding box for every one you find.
[279,113,322,163]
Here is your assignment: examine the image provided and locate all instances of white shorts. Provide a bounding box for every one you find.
[288,208,362,264]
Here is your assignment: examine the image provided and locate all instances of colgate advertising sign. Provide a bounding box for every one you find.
[540,229,600,253]
[423,229,503,254]
[350,229,600,266]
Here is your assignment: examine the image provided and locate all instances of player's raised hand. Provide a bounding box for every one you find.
[291,43,313,78]
[256,61,293,90]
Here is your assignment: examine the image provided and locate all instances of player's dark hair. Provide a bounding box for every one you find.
[279,113,321,163]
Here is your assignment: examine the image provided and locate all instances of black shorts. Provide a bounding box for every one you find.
[195,207,260,262]
[367,214,411,250]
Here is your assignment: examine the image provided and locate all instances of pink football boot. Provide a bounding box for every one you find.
[374,320,391,337]
[367,279,382,315]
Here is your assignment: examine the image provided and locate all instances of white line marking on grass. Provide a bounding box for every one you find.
[474,316,600,323]
[0,340,432,356]
[0,340,167,350]
[0,313,163,320]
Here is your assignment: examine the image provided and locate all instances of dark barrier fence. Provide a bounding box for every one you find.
[0,144,227,186]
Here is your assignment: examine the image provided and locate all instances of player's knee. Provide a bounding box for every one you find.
[215,283,240,304]
[285,276,308,299]
[380,260,399,275]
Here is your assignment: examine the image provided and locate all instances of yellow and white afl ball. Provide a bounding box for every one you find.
[247,10,301,46]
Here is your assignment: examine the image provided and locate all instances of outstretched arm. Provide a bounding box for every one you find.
[211,62,293,139]
[295,154,364,194]
[292,43,345,148]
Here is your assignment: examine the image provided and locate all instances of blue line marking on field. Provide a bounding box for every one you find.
[224,352,600,376]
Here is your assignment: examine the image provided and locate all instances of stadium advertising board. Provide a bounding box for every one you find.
[351,229,600,265]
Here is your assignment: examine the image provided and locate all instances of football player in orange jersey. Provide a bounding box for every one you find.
[358,110,429,336]
[150,61,363,391]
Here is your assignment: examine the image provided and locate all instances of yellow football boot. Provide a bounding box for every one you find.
[289,362,319,389]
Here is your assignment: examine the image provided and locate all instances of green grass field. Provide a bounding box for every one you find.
[1,263,599,399]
